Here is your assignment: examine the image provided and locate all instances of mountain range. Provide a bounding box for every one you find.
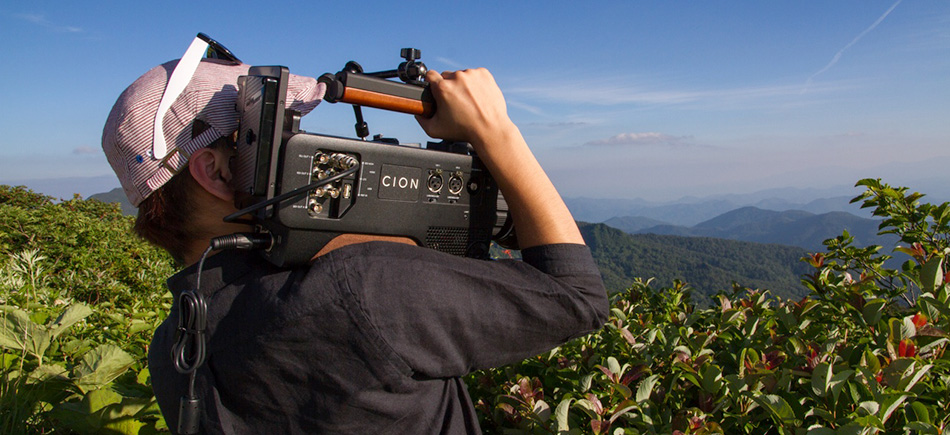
[603,206,898,254]
[564,191,869,227]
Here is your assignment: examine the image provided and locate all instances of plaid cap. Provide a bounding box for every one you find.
[102,58,324,207]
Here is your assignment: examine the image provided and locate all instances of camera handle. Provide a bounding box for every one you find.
[319,48,435,138]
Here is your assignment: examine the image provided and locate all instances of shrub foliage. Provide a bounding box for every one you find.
[0,186,175,434]
[466,178,950,434]
[1,179,948,434]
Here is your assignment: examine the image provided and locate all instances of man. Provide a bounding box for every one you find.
[103,39,608,434]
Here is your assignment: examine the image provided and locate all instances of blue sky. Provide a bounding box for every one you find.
[1,1,947,201]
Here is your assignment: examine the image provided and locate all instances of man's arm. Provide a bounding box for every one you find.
[416,69,583,249]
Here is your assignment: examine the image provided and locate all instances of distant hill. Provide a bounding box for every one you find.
[0,175,119,201]
[579,223,811,306]
[602,216,669,233]
[564,186,872,225]
[626,206,897,254]
[89,188,136,216]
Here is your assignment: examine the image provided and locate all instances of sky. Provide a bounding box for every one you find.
[1,1,948,202]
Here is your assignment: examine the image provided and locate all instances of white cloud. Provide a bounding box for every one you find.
[434,57,465,70]
[507,99,545,116]
[803,0,902,92]
[583,132,694,148]
[15,13,83,33]
[507,76,847,110]
[73,146,99,155]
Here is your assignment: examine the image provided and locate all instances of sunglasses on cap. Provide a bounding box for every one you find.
[153,33,241,160]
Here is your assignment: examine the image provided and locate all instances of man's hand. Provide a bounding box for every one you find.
[416,69,513,146]
[416,68,585,249]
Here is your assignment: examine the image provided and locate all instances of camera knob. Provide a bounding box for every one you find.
[400,48,421,62]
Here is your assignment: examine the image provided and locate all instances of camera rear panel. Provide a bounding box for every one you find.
[260,133,503,265]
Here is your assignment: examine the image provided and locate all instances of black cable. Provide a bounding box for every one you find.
[223,165,359,223]
[170,234,272,434]
[172,245,212,435]
[169,145,352,432]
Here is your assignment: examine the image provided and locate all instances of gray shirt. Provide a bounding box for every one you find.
[149,242,608,434]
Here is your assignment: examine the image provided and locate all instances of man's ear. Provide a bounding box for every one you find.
[188,147,235,202]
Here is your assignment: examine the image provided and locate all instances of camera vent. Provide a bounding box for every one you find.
[425,227,492,257]
[425,227,469,256]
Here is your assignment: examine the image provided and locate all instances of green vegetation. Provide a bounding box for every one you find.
[0,186,174,433]
[469,178,950,434]
[580,224,812,305]
[2,179,948,434]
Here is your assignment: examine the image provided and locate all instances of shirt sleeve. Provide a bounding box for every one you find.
[335,242,609,378]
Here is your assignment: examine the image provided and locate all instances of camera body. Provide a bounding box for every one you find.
[233,65,515,266]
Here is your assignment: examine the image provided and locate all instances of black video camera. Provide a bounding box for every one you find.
[230,50,517,267]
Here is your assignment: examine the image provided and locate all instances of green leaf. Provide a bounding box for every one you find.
[828,369,855,402]
[635,374,660,403]
[900,364,932,392]
[858,401,880,416]
[533,399,551,422]
[863,347,881,375]
[861,299,886,327]
[811,362,832,397]
[611,382,632,399]
[0,306,51,362]
[909,400,932,424]
[128,319,152,335]
[919,255,944,294]
[882,358,915,390]
[608,400,638,424]
[580,373,595,392]
[555,398,573,431]
[879,393,910,424]
[607,356,621,376]
[47,303,93,341]
[700,364,723,394]
[903,422,940,434]
[83,388,124,414]
[751,394,798,426]
[851,414,884,430]
[902,316,918,339]
[574,399,599,419]
[73,344,135,393]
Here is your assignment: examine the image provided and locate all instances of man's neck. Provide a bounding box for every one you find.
[180,201,253,267]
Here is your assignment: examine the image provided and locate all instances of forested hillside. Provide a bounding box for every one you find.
[580,223,811,305]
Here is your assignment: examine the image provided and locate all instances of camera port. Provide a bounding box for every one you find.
[448,172,464,195]
[307,199,323,216]
[427,171,444,193]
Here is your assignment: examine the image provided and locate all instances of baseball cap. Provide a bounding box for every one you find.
[102,36,324,207]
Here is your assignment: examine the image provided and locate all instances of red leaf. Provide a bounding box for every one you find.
[590,419,609,434]
[586,393,604,415]
[898,339,918,358]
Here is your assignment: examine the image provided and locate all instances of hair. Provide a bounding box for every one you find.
[134,126,231,265]
[134,166,201,266]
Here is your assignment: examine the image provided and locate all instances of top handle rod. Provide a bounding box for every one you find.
[320,72,435,118]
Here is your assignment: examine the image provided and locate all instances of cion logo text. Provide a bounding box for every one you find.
[378,164,421,201]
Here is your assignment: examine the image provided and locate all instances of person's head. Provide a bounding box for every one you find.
[102,44,324,263]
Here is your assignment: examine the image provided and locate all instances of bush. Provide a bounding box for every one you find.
[465,178,949,434]
[0,186,174,434]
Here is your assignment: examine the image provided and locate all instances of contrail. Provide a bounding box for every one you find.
[802,0,902,92]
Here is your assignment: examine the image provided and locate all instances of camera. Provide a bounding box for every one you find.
[230,50,516,266]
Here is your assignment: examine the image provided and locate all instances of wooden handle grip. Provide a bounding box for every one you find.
[341,88,435,117]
